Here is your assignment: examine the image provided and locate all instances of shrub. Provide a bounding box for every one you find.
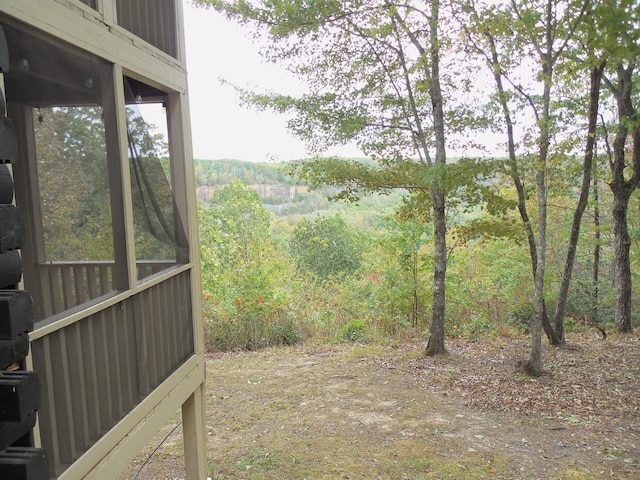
[335,319,370,343]
[275,314,302,346]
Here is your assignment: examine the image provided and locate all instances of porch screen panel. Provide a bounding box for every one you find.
[1,20,119,319]
[124,77,188,282]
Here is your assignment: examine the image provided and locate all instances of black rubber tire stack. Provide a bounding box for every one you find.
[0,24,49,480]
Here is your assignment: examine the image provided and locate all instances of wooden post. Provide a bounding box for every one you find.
[101,64,137,290]
[182,383,207,479]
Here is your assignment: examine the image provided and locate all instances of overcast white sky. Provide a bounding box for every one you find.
[178,2,508,162]
[182,2,364,162]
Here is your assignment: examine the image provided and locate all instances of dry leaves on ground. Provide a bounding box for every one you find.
[408,331,639,424]
[403,330,640,476]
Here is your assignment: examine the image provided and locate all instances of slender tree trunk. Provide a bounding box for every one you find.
[484,32,561,345]
[427,191,447,354]
[425,0,447,356]
[412,249,419,328]
[529,162,547,376]
[552,61,606,341]
[591,170,600,322]
[527,0,555,374]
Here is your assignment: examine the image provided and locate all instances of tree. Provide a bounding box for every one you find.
[290,214,365,282]
[461,0,593,374]
[199,179,271,275]
[199,179,302,350]
[597,0,640,333]
[199,0,501,356]
[34,106,113,261]
[377,215,432,328]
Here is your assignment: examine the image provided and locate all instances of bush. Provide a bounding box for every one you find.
[275,314,302,346]
[335,319,370,343]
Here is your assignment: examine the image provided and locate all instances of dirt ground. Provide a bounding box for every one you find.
[121,331,639,479]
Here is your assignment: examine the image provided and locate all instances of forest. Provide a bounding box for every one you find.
[195,0,640,377]
[197,159,637,350]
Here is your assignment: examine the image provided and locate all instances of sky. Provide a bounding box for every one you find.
[177,2,508,163]
[182,2,363,162]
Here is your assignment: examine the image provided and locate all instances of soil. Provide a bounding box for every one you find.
[121,331,639,479]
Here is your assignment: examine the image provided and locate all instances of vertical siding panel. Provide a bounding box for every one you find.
[178,274,190,358]
[66,322,90,459]
[159,280,172,377]
[141,1,150,52]
[175,274,185,359]
[118,302,138,412]
[32,337,61,474]
[82,317,101,441]
[135,290,151,396]
[183,273,194,356]
[96,310,114,431]
[149,288,161,387]
[114,303,129,414]
[154,1,163,53]
[175,275,184,358]
[105,307,123,420]
[169,276,180,369]
[50,331,75,466]
[116,0,176,57]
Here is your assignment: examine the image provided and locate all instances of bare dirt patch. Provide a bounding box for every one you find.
[122,331,639,479]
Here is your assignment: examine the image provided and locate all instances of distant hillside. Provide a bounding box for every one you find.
[194,159,296,188]
[194,158,402,224]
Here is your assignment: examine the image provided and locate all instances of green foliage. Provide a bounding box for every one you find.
[200,180,306,351]
[446,237,532,334]
[358,216,432,329]
[194,0,640,347]
[290,214,366,282]
[335,319,370,343]
[196,155,640,351]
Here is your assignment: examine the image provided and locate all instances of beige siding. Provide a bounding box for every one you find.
[116,0,178,58]
[32,270,194,476]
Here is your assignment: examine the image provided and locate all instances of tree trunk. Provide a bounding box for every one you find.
[411,249,419,328]
[591,170,600,322]
[613,193,633,332]
[607,64,639,333]
[528,165,546,376]
[552,61,605,341]
[425,0,447,356]
[426,189,447,355]
[527,1,555,374]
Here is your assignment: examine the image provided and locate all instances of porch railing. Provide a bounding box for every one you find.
[34,261,174,320]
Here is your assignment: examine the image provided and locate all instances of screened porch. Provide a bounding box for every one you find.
[0,3,206,477]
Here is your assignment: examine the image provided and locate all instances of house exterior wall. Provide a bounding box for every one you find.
[0,1,206,478]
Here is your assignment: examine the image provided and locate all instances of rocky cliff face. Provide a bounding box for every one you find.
[196,184,308,205]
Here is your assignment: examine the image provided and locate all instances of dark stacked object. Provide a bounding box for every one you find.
[0,25,49,479]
